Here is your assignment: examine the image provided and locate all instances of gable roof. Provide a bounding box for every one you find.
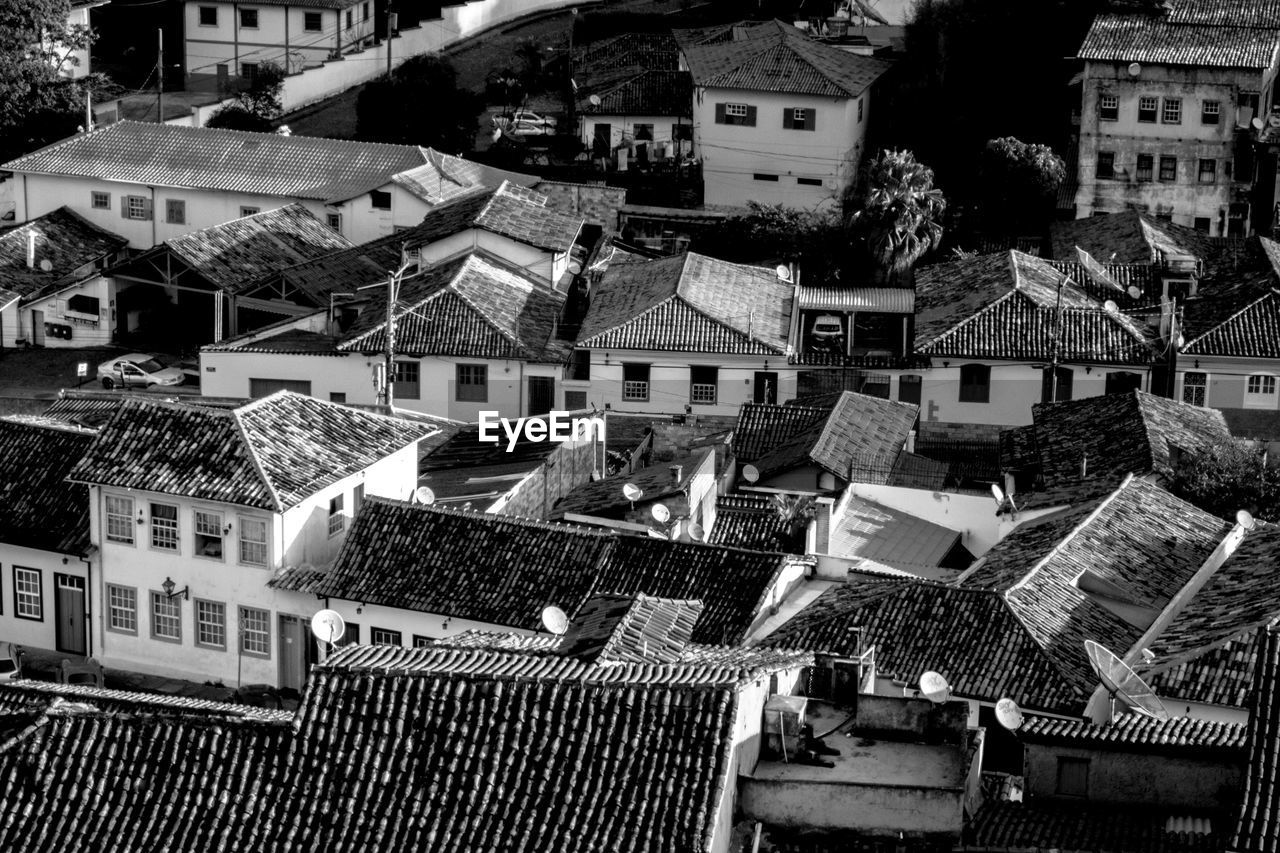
[0,679,291,722]
[970,801,1228,853]
[748,391,918,480]
[1019,390,1233,504]
[557,593,703,663]
[407,180,584,254]
[1049,209,1235,267]
[1079,10,1280,70]
[580,69,694,117]
[0,417,95,555]
[1021,711,1248,754]
[67,393,435,511]
[1233,620,1280,852]
[828,495,964,572]
[551,449,714,520]
[390,147,539,207]
[707,493,790,550]
[913,251,1153,364]
[1182,283,1280,358]
[683,19,892,98]
[1,122,428,203]
[273,497,804,644]
[336,251,570,361]
[156,205,353,293]
[733,400,832,460]
[0,207,127,304]
[578,251,794,354]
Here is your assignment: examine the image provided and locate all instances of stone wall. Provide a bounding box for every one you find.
[489,438,599,520]
[650,415,737,461]
[916,420,1006,444]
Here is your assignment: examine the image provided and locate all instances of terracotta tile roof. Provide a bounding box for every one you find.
[1183,286,1280,358]
[1166,0,1280,28]
[733,402,831,461]
[1021,711,1248,753]
[336,251,570,361]
[708,493,790,550]
[766,578,1088,713]
[1021,391,1232,500]
[551,449,713,519]
[473,181,584,252]
[0,417,94,555]
[203,327,342,356]
[828,495,964,570]
[969,801,1227,853]
[1233,621,1280,852]
[577,251,794,354]
[1079,12,1280,70]
[0,122,428,203]
[577,32,682,72]
[68,392,435,511]
[158,204,353,293]
[1144,525,1280,707]
[276,497,804,644]
[581,69,694,117]
[41,391,244,428]
[1050,210,1239,268]
[913,251,1153,364]
[0,681,292,722]
[683,19,892,98]
[414,419,559,503]
[740,391,918,481]
[558,593,704,663]
[390,147,538,206]
[0,207,127,303]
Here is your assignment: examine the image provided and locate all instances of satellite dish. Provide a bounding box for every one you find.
[541,605,569,635]
[651,503,671,523]
[995,697,1023,732]
[1237,509,1257,530]
[491,127,504,142]
[588,94,602,107]
[742,464,760,483]
[991,483,1005,504]
[687,522,705,542]
[1253,117,1266,131]
[1103,299,1119,315]
[919,671,951,703]
[775,264,792,281]
[413,486,436,505]
[1127,286,1143,299]
[38,259,53,272]
[622,483,644,502]
[1085,640,1170,722]
[1127,62,1141,77]
[310,609,346,645]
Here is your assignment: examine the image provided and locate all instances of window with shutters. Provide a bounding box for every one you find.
[394,361,420,399]
[1245,374,1278,408]
[1041,366,1073,403]
[123,195,150,220]
[716,102,755,126]
[1057,758,1090,797]
[456,364,487,402]
[785,107,815,130]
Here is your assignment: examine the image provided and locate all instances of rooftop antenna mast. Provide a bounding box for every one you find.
[380,251,416,407]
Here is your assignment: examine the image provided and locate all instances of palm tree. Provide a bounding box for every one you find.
[848,149,947,287]
[770,494,817,554]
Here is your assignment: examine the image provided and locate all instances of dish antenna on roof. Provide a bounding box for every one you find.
[541,605,569,636]
[1126,286,1142,299]
[775,264,792,282]
[310,609,346,646]
[38,259,53,272]
[742,464,760,484]
[651,503,671,524]
[1103,299,1119,316]
[995,697,1024,732]
[919,671,951,704]
[588,94,602,107]
[1237,509,1257,531]
[687,522,705,542]
[1253,117,1266,132]
[1127,62,1141,77]
[1085,639,1170,725]
[623,482,644,506]
[413,486,436,505]
[491,127,504,143]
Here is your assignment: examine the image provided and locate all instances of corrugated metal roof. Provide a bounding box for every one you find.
[798,286,913,312]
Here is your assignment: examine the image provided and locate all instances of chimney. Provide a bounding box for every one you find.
[26,231,35,270]
[670,464,683,483]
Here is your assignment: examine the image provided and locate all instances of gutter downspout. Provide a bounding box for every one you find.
[79,552,95,659]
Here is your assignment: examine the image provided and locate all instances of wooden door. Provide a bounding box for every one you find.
[54,574,87,655]
[528,377,554,416]
[32,310,45,346]
[277,614,306,692]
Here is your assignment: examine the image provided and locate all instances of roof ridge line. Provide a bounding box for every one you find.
[1182,286,1278,351]
[674,295,786,354]
[919,288,1019,350]
[1005,474,1136,596]
[230,402,286,513]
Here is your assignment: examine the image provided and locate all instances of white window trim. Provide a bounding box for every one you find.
[1244,373,1278,408]
[194,508,225,562]
[150,590,182,643]
[149,502,180,553]
[195,598,227,650]
[725,103,749,118]
[14,568,42,621]
[239,515,269,567]
[328,494,345,538]
[239,606,271,658]
[105,494,135,545]
[107,583,138,635]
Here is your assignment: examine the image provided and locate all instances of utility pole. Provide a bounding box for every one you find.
[386,8,398,76]
[380,254,416,407]
[1049,277,1069,403]
[156,29,164,124]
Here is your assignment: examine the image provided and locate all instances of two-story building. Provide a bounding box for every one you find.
[65,392,436,690]
[1074,1,1280,233]
[0,121,430,249]
[681,19,891,209]
[183,0,375,88]
[574,250,799,415]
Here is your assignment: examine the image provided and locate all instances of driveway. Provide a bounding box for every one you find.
[0,347,199,400]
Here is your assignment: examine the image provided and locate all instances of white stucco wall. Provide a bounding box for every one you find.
[692,86,867,210]
[0,544,92,654]
[9,274,116,349]
[183,1,371,80]
[1178,356,1280,412]
[581,350,798,415]
[580,114,693,158]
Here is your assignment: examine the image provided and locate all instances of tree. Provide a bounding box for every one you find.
[207,63,285,131]
[847,149,947,287]
[0,0,99,162]
[696,202,847,285]
[356,55,483,152]
[1167,441,1280,522]
[980,136,1065,236]
[770,494,817,554]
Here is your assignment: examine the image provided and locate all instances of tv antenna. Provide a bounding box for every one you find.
[413,486,436,505]
[310,609,346,647]
[995,697,1023,732]
[1084,639,1170,724]
[918,671,951,703]
[742,464,760,484]
[541,605,569,635]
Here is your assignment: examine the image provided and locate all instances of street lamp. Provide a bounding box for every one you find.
[161,576,189,601]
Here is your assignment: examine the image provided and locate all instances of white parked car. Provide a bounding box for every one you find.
[97,353,186,389]
[0,643,23,681]
[493,109,558,135]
